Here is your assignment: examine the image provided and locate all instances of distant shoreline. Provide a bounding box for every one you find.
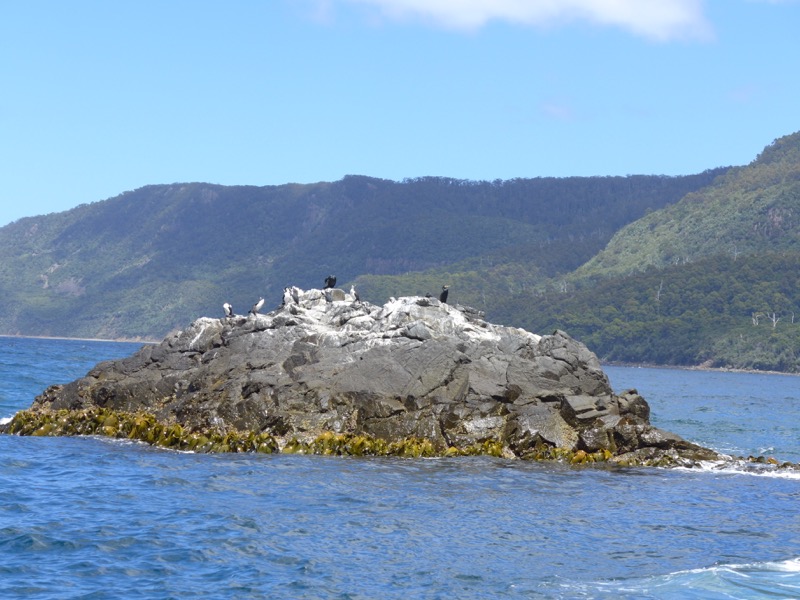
[0,334,159,344]
[602,361,800,377]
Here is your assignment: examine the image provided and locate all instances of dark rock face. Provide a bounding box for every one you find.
[27,290,719,464]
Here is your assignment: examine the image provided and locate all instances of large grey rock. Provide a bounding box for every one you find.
[29,289,719,463]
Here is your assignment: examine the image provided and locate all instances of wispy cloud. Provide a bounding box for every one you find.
[306,0,337,24]
[334,0,714,41]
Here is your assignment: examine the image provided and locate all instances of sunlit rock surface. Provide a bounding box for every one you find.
[21,289,719,464]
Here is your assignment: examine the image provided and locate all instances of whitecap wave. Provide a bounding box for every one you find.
[565,557,800,598]
[0,416,12,426]
[679,556,800,575]
[676,459,800,480]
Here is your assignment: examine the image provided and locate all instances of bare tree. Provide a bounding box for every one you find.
[655,279,664,315]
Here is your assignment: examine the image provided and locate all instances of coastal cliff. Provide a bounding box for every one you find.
[3,289,722,466]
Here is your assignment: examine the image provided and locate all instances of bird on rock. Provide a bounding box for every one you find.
[250,297,264,316]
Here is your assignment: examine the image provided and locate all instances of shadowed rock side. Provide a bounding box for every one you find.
[6,289,724,466]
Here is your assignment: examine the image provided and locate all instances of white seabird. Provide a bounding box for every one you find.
[250,297,265,315]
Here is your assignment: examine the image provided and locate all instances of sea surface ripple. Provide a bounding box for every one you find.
[1,338,799,599]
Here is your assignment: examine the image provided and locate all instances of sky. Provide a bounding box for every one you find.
[1,0,798,227]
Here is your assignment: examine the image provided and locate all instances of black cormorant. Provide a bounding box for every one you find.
[324,275,337,289]
[350,285,360,303]
[439,285,449,303]
[223,302,234,318]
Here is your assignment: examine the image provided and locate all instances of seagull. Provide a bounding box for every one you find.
[250,297,264,316]
[223,302,234,318]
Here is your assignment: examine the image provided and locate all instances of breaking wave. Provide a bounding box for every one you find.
[569,557,800,599]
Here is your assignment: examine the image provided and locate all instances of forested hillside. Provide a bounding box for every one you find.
[577,131,800,279]
[0,172,721,339]
[503,131,800,372]
[519,252,800,371]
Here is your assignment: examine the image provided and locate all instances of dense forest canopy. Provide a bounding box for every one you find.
[578,132,800,279]
[520,252,800,371]
[509,131,800,372]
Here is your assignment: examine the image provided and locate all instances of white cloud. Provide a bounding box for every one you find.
[338,0,713,41]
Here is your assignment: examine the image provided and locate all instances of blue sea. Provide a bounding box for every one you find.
[1,337,799,599]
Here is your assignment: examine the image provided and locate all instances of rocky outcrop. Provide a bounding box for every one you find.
[5,289,722,465]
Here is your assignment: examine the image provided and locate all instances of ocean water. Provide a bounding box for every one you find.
[1,337,799,599]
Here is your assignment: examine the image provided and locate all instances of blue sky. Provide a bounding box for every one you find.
[1,0,798,226]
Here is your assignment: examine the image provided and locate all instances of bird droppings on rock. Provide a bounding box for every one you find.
[2,288,770,468]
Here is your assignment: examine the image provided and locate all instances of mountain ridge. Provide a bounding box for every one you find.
[576,131,800,280]
[0,171,722,339]
[4,130,800,371]
[515,131,800,371]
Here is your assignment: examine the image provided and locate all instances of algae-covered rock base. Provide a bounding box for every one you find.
[1,288,746,467]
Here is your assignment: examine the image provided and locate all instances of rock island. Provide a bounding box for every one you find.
[3,288,724,466]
